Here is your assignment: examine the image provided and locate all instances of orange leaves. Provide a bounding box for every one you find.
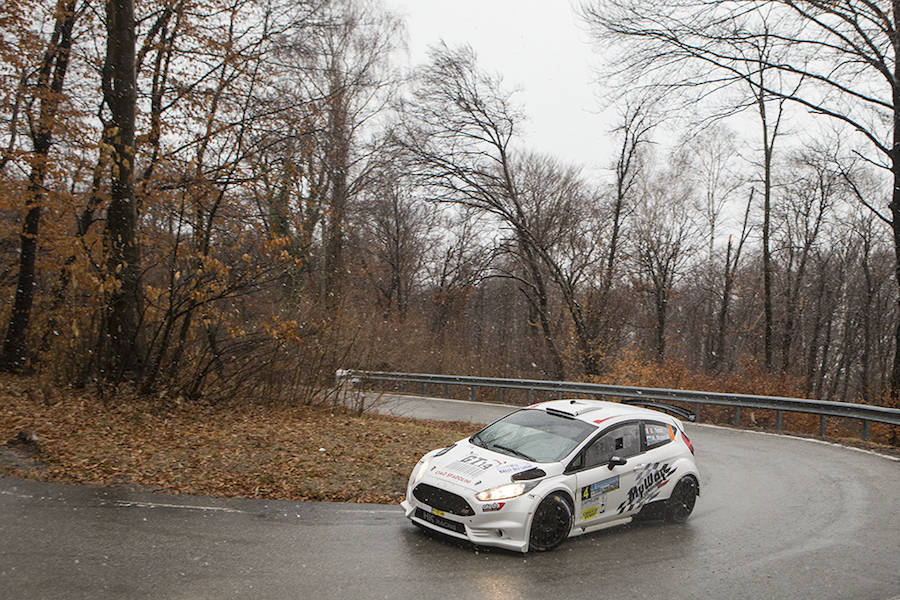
[0,373,478,503]
[263,319,302,344]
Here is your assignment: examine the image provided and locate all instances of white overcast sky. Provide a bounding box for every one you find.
[383,0,615,178]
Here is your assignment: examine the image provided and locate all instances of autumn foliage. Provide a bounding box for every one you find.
[1,0,899,418]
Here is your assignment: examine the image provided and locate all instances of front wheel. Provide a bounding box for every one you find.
[528,493,573,552]
[665,476,698,523]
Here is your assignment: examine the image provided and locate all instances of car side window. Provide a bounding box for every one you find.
[581,422,641,469]
[644,421,674,450]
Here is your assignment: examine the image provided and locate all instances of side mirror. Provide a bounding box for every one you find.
[607,456,627,470]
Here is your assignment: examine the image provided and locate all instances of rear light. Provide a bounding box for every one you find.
[682,431,695,455]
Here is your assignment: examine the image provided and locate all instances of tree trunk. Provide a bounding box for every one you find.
[654,286,667,362]
[520,242,565,380]
[102,0,141,378]
[891,23,900,399]
[815,308,834,400]
[323,85,348,310]
[890,160,900,400]
[713,237,734,370]
[0,0,77,371]
[804,273,826,396]
[760,104,774,372]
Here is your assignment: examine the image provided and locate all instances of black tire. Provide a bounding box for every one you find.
[528,493,573,552]
[665,476,698,523]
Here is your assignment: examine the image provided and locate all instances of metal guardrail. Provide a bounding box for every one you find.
[339,370,900,441]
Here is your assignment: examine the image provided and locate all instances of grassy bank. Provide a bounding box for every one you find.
[0,375,477,504]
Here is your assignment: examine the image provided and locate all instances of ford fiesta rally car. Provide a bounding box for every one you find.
[400,399,699,552]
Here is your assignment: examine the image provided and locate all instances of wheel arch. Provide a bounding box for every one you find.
[680,472,700,496]
[669,457,700,497]
[524,485,576,552]
[545,487,575,511]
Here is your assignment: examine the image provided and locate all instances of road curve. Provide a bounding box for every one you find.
[2,396,899,600]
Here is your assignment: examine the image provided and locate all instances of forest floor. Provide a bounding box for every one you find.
[0,374,477,504]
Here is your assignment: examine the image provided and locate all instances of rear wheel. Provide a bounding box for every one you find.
[528,493,573,552]
[665,476,698,523]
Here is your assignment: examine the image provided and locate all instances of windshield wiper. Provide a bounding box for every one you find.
[491,444,535,462]
[470,431,485,446]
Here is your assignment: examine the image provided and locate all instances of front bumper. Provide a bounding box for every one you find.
[401,484,536,553]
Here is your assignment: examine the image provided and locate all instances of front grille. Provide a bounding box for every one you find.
[413,483,475,516]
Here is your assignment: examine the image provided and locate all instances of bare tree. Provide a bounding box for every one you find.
[675,124,744,367]
[583,0,900,396]
[631,168,697,361]
[584,2,797,371]
[300,0,401,309]
[356,165,435,319]
[400,43,568,378]
[773,146,835,372]
[604,95,657,297]
[423,207,494,367]
[710,190,754,371]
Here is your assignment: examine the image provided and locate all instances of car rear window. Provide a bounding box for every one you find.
[644,421,675,450]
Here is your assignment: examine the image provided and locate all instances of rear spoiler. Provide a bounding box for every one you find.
[622,399,696,422]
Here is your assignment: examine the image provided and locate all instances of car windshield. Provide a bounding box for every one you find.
[470,409,595,463]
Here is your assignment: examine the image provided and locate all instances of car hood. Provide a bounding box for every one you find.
[421,439,547,492]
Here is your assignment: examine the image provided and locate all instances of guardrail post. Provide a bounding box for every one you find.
[733,406,741,427]
[498,388,504,404]
[694,403,701,424]
[398,381,404,393]
[470,386,477,402]
[443,383,449,398]
[862,420,870,441]
[421,382,427,395]
[776,410,783,432]
[819,415,826,438]
[526,389,532,404]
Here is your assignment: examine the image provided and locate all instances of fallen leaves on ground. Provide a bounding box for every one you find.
[0,374,478,504]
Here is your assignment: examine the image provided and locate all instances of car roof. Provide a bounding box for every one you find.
[526,398,678,427]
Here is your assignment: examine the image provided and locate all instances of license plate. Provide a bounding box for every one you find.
[415,508,465,534]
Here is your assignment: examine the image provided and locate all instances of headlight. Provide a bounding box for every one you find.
[413,455,433,484]
[475,481,538,502]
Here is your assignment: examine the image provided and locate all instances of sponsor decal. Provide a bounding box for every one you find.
[581,506,600,520]
[437,454,532,484]
[617,462,676,514]
[497,462,532,475]
[431,507,445,517]
[579,475,618,518]
[433,470,473,485]
[440,454,524,484]
[481,502,505,512]
[437,454,499,483]
[459,454,502,470]
[581,475,620,501]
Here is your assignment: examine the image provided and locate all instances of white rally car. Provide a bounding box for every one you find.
[400,399,699,552]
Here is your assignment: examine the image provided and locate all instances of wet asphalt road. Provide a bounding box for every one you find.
[2,396,900,600]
